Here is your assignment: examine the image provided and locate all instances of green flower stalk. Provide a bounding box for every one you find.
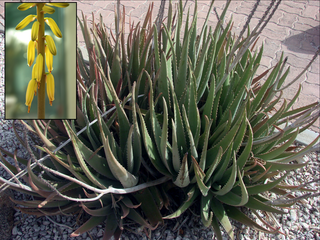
[15,2,69,118]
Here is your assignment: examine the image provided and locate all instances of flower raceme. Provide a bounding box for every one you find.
[15,3,69,115]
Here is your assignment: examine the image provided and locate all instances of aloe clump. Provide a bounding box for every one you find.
[0,0,319,239]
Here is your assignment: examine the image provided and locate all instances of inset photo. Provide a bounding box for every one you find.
[5,2,76,119]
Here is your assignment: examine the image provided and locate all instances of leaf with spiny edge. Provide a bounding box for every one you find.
[63,120,112,189]
[173,153,190,188]
[198,116,213,171]
[163,186,199,219]
[171,119,181,173]
[71,215,107,237]
[132,186,163,227]
[211,151,237,196]
[246,173,289,195]
[201,191,214,227]
[210,197,234,239]
[181,105,198,161]
[102,133,138,188]
[192,155,210,196]
[137,106,171,176]
[255,128,299,161]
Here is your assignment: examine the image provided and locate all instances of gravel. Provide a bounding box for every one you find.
[0,18,319,240]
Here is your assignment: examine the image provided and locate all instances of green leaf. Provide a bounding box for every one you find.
[81,203,112,217]
[137,107,170,176]
[61,119,115,179]
[211,198,234,239]
[173,153,190,188]
[70,216,106,237]
[204,147,223,184]
[163,187,199,219]
[127,208,159,230]
[160,97,170,171]
[224,205,277,234]
[132,187,163,227]
[182,105,198,160]
[201,192,213,227]
[63,120,110,189]
[237,119,253,170]
[171,119,181,173]
[102,133,138,188]
[198,116,213,170]
[211,151,237,196]
[247,173,288,195]
[244,196,285,214]
[256,129,299,160]
[192,155,210,196]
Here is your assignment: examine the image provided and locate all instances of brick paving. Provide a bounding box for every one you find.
[1,0,318,131]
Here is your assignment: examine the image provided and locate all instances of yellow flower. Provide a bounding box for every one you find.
[42,5,55,14]
[25,79,37,113]
[17,3,36,11]
[46,73,55,106]
[31,21,39,41]
[27,40,35,67]
[32,63,37,81]
[15,15,36,30]
[45,45,53,72]
[44,17,62,38]
[45,35,57,56]
[35,53,44,86]
[46,3,69,8]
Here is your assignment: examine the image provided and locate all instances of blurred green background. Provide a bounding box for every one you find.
[5,3,76,119]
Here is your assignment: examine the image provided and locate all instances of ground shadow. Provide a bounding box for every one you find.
[282,25,319,55]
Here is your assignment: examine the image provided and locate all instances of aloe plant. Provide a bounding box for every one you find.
[0,0,319,239]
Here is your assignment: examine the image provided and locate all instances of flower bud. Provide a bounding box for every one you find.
[42,5,55,14]
[31,21,39,41]
[27,40,35,67]
[25,79,37,113]
[45,35,57,56]
[46,3,69,8]
[46,73,55,106]
[32,64,37,82]
[15,15,36,30]
[45,45,53,73]
[44,17,62,38]
[35,53,44,85]
[17,3,36,11]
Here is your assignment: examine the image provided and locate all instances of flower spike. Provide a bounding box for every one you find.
[15,15,36,30]
[44,17,62,38]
